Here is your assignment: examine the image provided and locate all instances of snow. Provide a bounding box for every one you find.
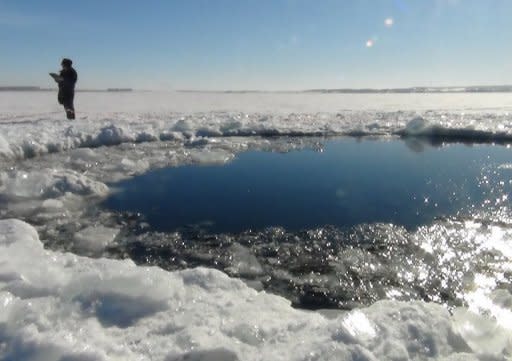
[1,219,510,360]
[1,91,512,359]
[0,169,109,199]
[1,91,512,161]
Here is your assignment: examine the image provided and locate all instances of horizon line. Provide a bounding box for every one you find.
[2,84,512,94]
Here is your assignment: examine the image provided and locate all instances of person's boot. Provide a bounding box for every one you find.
[66,109,75,120]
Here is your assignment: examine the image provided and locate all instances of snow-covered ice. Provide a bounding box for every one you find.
[1,91,512,161]
[1,91,512,359]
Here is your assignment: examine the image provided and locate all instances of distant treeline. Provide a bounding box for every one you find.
[305,85,512,94]
[179,85,512,94]
[0,87,133,92]
[107,88,133,92]
[0,86,46,91]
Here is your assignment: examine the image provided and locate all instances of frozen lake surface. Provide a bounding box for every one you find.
[0,92,511,360]
[105,138,512,233]
[1,91,512,162]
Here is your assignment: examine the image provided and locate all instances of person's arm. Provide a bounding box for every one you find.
[49,73,63,82]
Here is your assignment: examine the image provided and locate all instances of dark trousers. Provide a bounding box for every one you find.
[58,90,75,120]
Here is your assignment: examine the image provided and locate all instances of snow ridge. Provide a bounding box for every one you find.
[1,111,512,161]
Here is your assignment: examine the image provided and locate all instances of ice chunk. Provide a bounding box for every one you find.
[98,125,133,145]
[189,149,234,165]
[225,244,264,278]
[119,158,150,173]
[0,133,13,158]
[70,148,101,162]
[0,218,39,247]
[452,307,511,356]
[165,348,239,361]
[73,226,120,255]
[172,119,193,132]
[136,131,158,143]
[41,199,65,210]
[403,116,431,136]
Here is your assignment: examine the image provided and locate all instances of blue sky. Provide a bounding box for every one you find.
[1,0,511,90]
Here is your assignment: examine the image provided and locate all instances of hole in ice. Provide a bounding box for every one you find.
[92,138,512,310]
[103,138,512,233]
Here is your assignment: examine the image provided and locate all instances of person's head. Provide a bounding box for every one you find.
[61,58,73,69]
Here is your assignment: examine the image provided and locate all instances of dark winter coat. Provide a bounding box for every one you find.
[57,67,78,105]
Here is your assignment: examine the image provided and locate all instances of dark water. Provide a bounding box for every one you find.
[101,138,512,309]
[104,138,512,233]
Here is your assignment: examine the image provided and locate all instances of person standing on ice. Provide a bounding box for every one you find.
[51,58,78,120]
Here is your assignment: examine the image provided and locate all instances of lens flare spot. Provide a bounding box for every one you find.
[366,39,374,48]
[385,17,394,27]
